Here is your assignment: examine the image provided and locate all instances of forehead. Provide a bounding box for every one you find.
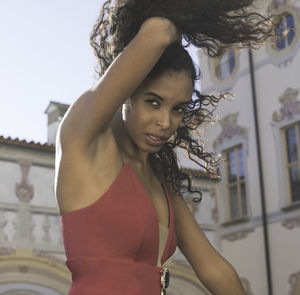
[134,71,194,103]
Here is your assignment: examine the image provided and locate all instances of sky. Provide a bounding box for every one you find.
[0,1,201,145]
[0,0,104,144]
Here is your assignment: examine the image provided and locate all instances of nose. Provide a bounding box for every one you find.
[156,110,171,130]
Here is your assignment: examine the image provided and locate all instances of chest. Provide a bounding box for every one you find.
[131,167,170,228]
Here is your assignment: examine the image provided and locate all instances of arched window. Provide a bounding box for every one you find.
[215,49,236,80]
[209,49,240,89]
[275,13,296,51]
[266,5,299,63]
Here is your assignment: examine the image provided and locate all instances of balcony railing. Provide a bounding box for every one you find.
[0,201,64,253]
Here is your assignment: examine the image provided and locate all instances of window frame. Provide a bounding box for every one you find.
[275,13,296,50]
[273,116,300,210]
[223,145,248,221]
[215,136,251,225]
[208,48,240,89]
[266,5,300,63]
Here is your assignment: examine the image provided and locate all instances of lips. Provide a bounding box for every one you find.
[145,133,168,146]
[148,134,167,141]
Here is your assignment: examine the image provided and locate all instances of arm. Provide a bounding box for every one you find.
[58,17,179,150]
[170,190,246,295]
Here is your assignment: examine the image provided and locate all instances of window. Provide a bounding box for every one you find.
[275,13,295,51]
[213,113,250,224]
[266,6,299,63]
[215,49,236,80]
[284,123,300,203]
[224,145,247,220]
[209,48,240,89]
[272,88,300,209]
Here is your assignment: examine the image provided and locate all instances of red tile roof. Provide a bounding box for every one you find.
[0,136,55,152]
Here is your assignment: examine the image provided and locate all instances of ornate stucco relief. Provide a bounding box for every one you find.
[289,270,300,295]
[213,112,248,149]
[282,216,300,229]
[13,159,35,245]
[223,228,255,242]
[15,159,34,203]
[273,88,300,122]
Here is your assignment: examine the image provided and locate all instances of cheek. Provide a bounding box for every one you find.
[171,116,184,130]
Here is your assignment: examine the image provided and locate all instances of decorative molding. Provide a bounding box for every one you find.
[15,159,34,203]
[1,290,43,295]
[213,112,250,224]
[265,4,300,66]
[33,249,65,264]
[0,204,64,253]
[0,202,60,215]
[289,270,300,295]
[213,112,248,148]
[0,247,15,256]
[223,228,255,242]
[273,88,300,122]
[220,208,300,238]
[282,216,300,229]
[272,88,300,210]
[0,249,71,293]
[207,48,241,91]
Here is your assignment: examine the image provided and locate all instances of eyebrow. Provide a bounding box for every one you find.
[143,92,190,105]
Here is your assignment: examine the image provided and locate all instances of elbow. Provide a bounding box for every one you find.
[198,261,246,294]
[209,262,238,283]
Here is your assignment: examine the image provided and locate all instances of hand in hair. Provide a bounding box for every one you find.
[91,0,277,76]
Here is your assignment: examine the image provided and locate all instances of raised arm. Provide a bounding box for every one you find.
[58,17,179,150]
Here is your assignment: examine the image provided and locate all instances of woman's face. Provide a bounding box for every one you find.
[123,70,194,153]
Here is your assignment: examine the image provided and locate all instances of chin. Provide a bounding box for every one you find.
[141,145,161,153]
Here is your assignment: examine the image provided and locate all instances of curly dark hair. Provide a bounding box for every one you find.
[89,0,276,202]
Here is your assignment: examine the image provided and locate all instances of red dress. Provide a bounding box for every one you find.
[60,162,177,295]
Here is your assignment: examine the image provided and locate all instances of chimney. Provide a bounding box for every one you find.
[44,101,69,145]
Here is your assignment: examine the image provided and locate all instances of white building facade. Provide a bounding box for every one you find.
[196,0,300,294]
[2,1,300,293]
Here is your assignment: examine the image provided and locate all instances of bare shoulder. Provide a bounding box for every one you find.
[55,125,123,216]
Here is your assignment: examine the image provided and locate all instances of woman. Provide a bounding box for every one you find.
[55,1,274,294]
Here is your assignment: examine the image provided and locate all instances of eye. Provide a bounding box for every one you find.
[146,99,160,107]
[173,106,186,114]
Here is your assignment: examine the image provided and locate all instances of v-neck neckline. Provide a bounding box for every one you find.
[125,162,170,228]
[125,162,171,265]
